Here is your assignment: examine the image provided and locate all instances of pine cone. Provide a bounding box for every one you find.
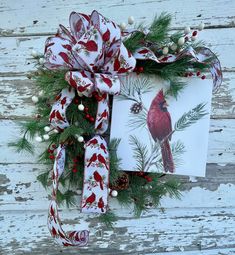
[130,102,143,114]
[110,173,129,191]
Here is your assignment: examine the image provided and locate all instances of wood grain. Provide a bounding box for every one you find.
[0,28,235,75]
[0,0,235,254]
[1,72,235,119]
[0,0,234,36]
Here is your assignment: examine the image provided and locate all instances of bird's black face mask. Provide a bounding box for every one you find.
[159,101,168,112]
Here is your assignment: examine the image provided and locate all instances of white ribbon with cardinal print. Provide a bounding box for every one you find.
[45,10,136,246]
[44,10,222,247]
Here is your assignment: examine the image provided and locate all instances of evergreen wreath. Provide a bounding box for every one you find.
[10,11,222,237]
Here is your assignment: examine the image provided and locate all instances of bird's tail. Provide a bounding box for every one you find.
[161,140,175,173]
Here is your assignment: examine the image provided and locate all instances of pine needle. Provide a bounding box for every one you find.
[9,137,34,154]
[174,103,208,131]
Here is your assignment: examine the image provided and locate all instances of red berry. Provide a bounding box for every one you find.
[145,176,152,182]
[138,66,144,73]
[201,75,206,80]
[85,114,90,119]
[47,148,52,153]
[74,98,79,104]
[192,31,197,36]
[52,144,56,149]
[189,72,193,77]
[73,158,78,163]
[49,155,55,160]
[89,117,95,122]
[84,107,89,113]
[72,168,77,173]
[196,71,201,76]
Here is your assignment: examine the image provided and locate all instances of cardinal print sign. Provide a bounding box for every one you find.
[110,74,213,177]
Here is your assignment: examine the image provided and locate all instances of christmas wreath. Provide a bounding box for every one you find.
[11,10,222,246]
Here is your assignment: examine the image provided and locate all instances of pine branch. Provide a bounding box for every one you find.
[128,109,147,130]
[166,79,187,99]
[9,137,34,154]
[129,135,148,172]
[37,170,51,189]
[146,13,172,43]
[174,103,208,131]
[109,139,123,185]
[98,211,117,229]
[59,125,84,143]
[56,190,76,207]
[171,140,185,167]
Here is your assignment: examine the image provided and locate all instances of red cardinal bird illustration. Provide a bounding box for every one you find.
[86,138,98,147]
[93,171,104,190]
[98,197,105,212]
[60,97,67,109]
[87,153,97,167]
[79,40,98,52]
[98,109,108,121]
[77,84,91,93]
[82,192,96,208]
[102,29,110,42]
[55,110,66,122]
[51,226,57,236]
[50,109,56,122]
[100,143,107,154]
[97,154,109,170]
[147,89,175,173]
[100,74,112,88]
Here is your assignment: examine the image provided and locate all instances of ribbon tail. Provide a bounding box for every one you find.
[81,135,109,213]
[48,145,89,246]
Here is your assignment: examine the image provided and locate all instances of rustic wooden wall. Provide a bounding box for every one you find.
[0,0,235,254]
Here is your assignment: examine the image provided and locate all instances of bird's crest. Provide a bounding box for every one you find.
[152,89,165,104]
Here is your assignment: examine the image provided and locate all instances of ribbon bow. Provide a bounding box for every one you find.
[45,10,136,247]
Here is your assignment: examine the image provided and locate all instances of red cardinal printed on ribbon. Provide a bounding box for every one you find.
[44,10,136,247]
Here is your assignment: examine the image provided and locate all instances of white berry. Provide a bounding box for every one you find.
[43,134,50,140]
[120,22,127,30]
[77,190,82,195]
[35,136,42,142]
[32,96,39,103]
[77,136,84,143]
[191,35,197,41]
[38,90,44,97]
[184,26,191,34]
[128,16,135,25]
[198,22,205,31]
[111,190,118,197]
[44,126,51,132]
[170,43,177,51]
[31,50,38,58]
[53,129,59,134]
[39,58,44,65]
[178,37,185,46]
[162,47,169,55]
[78,104,84,111]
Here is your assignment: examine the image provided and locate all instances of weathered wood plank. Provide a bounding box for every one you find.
[1,72,235,119]
[0,28,235,75]
[0,162,235,211]
[0,0,234,36]
[1,207,235,254]
[2,118,235,164]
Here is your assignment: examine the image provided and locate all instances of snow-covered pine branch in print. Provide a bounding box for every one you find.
[110,74,213,177]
